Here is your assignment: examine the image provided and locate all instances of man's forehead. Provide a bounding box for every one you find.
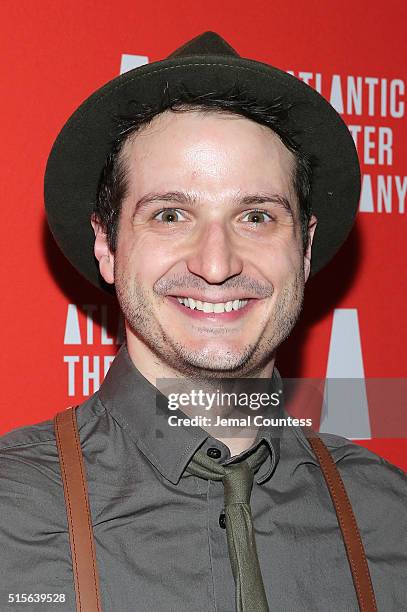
[120,108,298,209]
[122,108,295,160]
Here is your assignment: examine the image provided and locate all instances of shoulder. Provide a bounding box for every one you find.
[0,415,64,542]
[294,425,406,484]
[0,397,104,536]
[322,433,407,521]
[0,416,59,495]
[292,427,407,544]
[296,428,407,495]
[317,430,407,488]
[0,416,56,452]
[0,394,104,452]
[289,425,407,519]
[0,395,104,493]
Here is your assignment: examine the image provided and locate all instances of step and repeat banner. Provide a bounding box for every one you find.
[1,0,406,469]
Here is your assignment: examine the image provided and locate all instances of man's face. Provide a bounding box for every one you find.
[95,110,317,378]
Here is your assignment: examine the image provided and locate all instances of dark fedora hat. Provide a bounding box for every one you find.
[44,31,360,292]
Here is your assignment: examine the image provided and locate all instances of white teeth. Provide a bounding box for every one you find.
[203,302,213,313]
[176,297,249,312]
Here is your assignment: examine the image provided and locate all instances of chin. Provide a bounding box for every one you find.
[180,338,250,356]
[178,345,254,372]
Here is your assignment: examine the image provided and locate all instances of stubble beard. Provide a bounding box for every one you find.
[114,266,305,380]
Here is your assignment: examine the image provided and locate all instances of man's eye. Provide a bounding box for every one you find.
[242,210,273,223]
[153,208,184,223]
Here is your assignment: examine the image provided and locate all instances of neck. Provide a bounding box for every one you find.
[125,329,277,457]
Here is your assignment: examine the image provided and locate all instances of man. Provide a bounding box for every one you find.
[0,32,406,612]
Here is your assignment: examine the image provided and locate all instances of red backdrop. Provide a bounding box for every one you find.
[1,0,406,469]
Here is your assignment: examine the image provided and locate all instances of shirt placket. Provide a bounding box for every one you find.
[207,477,236,612]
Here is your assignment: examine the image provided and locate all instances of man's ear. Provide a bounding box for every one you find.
[303,214,318,283]
[90,215,114,285]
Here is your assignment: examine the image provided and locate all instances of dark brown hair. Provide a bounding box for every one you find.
[93,85,313,252]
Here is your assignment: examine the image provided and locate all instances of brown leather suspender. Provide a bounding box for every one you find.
[54,407,102,612]
[54,407,378,612]
[302,429,378,612]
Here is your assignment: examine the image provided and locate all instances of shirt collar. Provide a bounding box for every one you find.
[98,343,284,485]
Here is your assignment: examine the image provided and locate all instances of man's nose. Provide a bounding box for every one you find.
[185,221,244,283]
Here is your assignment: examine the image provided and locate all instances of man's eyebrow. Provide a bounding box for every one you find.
[237,193,294,217]
[133,191,197,217]
[132,191,294,218]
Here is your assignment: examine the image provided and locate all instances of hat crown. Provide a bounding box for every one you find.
[45,29,360,290]
[167,31,240,59]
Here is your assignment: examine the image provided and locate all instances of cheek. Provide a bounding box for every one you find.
[116,228,178,283]
[259,235,303,284]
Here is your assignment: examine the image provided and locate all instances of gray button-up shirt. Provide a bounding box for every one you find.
[0,344,406,611]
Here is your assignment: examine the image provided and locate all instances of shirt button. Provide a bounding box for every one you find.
[219,512,226,529]
[207,447,221,459]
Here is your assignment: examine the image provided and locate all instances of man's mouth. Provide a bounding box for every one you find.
[165,295,258,321]
[176,296,249,313]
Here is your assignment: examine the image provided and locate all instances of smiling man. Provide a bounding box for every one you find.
[94,110,313,386]
[1,32,406,612]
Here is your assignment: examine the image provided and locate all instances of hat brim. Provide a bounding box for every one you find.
[44,54,360,292]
